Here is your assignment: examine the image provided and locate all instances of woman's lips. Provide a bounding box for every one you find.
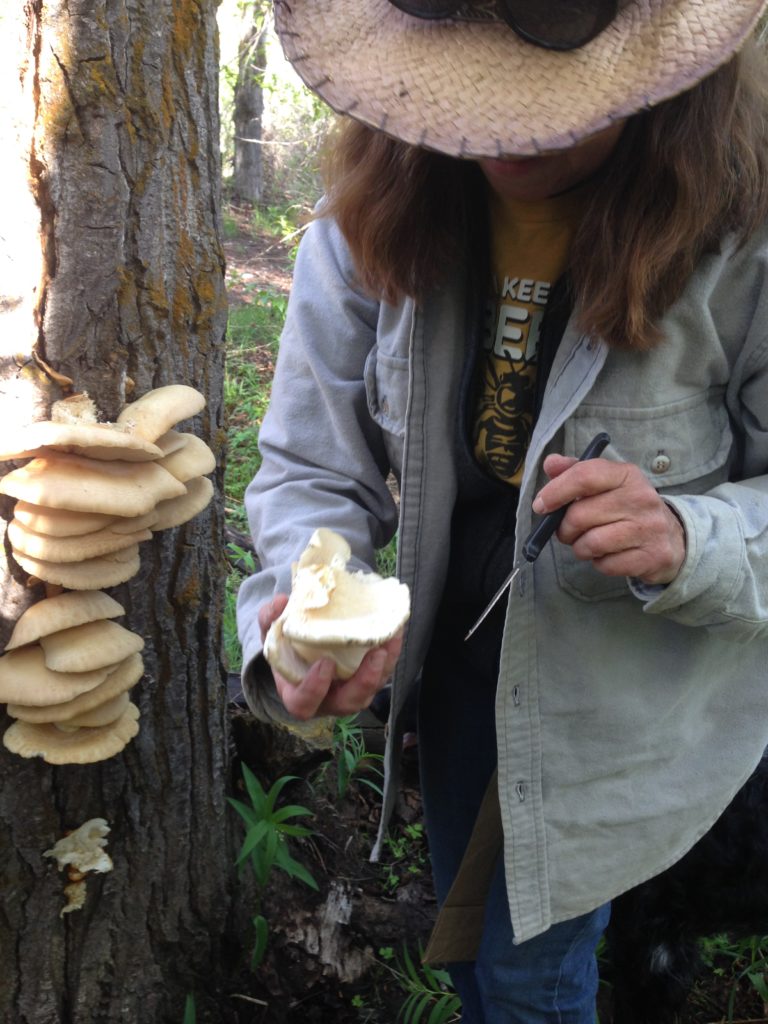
[482,156,550,178]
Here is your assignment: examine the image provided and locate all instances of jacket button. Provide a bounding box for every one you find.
[651,453,671,474]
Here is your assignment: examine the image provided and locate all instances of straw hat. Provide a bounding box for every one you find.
[274,0,768,158]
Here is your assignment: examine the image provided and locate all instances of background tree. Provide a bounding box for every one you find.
[231,2,269,202]
[0,3,250,1021]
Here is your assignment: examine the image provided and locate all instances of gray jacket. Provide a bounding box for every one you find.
[237,213,768,943]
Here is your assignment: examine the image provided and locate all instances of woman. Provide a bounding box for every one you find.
[237,1,768,1020]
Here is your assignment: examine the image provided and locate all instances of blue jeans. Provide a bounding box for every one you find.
[419,610,609,1023]
[448,862,609,1023]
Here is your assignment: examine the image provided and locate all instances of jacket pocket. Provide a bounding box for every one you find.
[364,345,410,471]
[552,389,734,601]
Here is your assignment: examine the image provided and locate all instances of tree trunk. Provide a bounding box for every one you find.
[231,15,266,203]
[0,3,250,1022]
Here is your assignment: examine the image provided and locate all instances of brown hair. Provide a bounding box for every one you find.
[320,41,768,350]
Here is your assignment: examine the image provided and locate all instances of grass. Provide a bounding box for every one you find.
[224,287,286,533]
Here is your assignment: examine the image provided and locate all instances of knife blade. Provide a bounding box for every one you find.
[464,431,611,641]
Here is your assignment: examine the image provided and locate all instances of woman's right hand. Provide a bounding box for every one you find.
[258,595,403,721]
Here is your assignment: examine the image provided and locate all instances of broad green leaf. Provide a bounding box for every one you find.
[235,820,270,865]
[265,774,299,813]
[241,763,267,815]
[274,843,319,890]
[227,796,260,828]
[277,824,314,837]
[271,804,314,824]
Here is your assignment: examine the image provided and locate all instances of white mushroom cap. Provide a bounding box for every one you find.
[12,502,118,537]
[5,590,125,650]
[40,620,144,673]
[154,429,190,457]
[7,519,152,563]
[157,434,216,483]
[283,561,410,648]
[43,817,112,873]
[0,647,116,705]
[64,691,131,728]
[0,453,186,516]
[108,510,159,534]
[7,652,144,722]
[264,528,410,683]
[116,385,205,443]
[0,421,164,462]
[13,545,142,589]
[2,703,140,763]
[296,527,352,570]
[151,476,214,530]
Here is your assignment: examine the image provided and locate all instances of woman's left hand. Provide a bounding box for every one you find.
[532,453,686,585]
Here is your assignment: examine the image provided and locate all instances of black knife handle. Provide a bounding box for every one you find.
[521,431,611,563]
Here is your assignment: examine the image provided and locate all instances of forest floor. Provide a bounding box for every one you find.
[221,203,768,1024]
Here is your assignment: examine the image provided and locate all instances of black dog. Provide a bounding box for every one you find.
[606,751,768,1023]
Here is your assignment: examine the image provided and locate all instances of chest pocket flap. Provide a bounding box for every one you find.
[552,389,733,601]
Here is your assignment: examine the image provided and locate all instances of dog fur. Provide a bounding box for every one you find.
[605,751,768,1023]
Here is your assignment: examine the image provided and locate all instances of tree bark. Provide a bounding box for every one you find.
[0,3,249,1022]
[231,15,266,203]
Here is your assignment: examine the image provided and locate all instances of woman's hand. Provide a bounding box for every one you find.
[532,453,686,585]
[258,595,403,720]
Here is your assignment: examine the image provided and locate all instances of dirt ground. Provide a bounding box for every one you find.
[224,203,294,304]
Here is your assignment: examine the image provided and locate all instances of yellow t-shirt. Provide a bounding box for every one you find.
[472,187,588,486]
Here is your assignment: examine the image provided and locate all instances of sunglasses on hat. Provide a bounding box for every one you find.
[387,0,620,51]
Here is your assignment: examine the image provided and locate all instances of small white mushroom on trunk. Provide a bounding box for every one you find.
[44,817,113,874]
[43,817,114,916]
[264,528,410,684]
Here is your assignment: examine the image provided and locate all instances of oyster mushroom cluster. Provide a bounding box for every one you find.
[0,386,215,589]
[0,385,215,764]
[0,591,143,763]
[264,528,410,684]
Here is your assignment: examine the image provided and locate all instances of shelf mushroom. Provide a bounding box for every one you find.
[264,528,411,684]
[116,385,206,443]
[4,704,140,764]
[0,384,215,764]
[0,592,145,764]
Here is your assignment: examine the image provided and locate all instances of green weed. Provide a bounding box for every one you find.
[380,822,428,895]
[182,993,196,1024]
[385,945,461,1024]
[228,763,317,968]
[699,932,768,1021]
[329,715,384,799]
